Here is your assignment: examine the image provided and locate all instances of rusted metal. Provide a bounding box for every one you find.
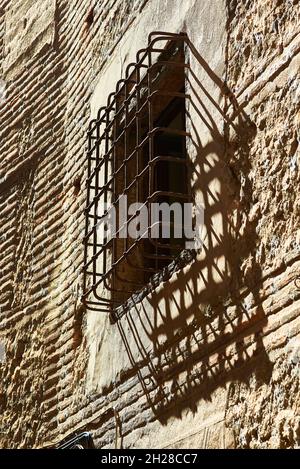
[57,431,95,449]
[294,276,300,290]
[82,32,191,315]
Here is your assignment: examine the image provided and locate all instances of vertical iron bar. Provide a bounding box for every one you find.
[124,81,128,298]
[103,108,110,291]
[112,97,117,306]
[147,43,154,275]
[93,120,100,287]
[84,125,94,297]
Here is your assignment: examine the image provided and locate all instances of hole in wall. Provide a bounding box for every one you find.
[73,176,81,196]
[85,7,94,28]
[73,304,84,349]
[15,339,25,364]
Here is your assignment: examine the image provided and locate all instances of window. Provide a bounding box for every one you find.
[83,32,191,317]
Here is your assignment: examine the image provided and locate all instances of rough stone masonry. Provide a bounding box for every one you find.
[0,0,299,449]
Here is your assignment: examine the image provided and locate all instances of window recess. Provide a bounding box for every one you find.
[83,32,192,318]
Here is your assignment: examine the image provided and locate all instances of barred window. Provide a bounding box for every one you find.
[83,32,192,318]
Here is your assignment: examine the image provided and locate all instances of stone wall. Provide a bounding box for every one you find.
[0,0,299,449]
[223,0,300,448]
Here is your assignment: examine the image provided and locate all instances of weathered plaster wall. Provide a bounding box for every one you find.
[3,0,57,80]
[0,0,299,449]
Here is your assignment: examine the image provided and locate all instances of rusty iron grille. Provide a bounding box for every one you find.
[83,32,192,316]
[57,432,95,449]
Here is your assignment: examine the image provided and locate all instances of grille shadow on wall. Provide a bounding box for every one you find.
[114,44,273,422]
[82,32,272,423]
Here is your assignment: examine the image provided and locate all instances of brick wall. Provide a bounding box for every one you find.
[0,0,299,449]
[223,0,300,448]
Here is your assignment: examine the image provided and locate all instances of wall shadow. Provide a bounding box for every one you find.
[116,46,273,424]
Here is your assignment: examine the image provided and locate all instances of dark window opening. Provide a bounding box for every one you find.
[144,93,188,274]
